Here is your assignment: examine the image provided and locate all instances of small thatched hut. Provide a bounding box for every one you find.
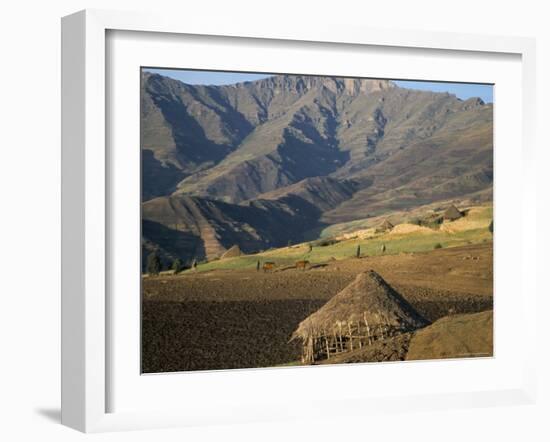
[443,204,463,221]
[376,219,394,233]
[220,244,242,259]
[291,270,428,364]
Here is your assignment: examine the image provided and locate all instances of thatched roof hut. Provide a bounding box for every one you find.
[291,270,428,363]
[376,219,394,233]
[220,244,242,259]
[443,204,463,221]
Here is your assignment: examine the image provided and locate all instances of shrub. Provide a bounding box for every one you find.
[146,252,161,275]
[434,243,443,249]
[172,258,184,273]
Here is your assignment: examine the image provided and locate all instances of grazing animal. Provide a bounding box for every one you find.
[262,262,275,272]
[295,260,310,270]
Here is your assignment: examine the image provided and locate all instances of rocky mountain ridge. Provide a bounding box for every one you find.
[141,72,492,265]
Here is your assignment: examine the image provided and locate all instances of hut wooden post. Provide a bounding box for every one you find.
[375,312,385,340]
[357,321,362,349]
[385,314,393,337]
[381,324,387,340]
[363,312,372,345]
[382,313,390,339]
[348,323,354,351]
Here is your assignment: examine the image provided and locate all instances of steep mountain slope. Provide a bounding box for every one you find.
[172,77,394,202]
[252,176,358,212]
[141,72,493,262]
[141,72,255,198]
[141,74,396,201]
[323,107,493,222]
[142,193,325,262]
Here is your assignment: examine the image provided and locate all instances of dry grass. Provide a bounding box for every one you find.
[406,310,493,360]
[440,206,493,233]
[388,223,434,235]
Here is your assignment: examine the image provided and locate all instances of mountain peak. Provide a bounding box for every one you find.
[341,77,395,95]
[238,74,394,96]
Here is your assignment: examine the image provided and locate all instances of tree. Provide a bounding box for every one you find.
[256,260,260,272]
[308,243,313,253]
[172,258,183,273]
[146,251,161,275]
[381,244,386,253]
[356,245,361,258]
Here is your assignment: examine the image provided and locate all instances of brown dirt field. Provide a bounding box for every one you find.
[142,242,493,372]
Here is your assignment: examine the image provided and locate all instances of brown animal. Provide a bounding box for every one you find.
[295,260,310,270]
[262,262,275,272]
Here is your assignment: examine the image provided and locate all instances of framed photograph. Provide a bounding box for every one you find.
[61,9,537,432]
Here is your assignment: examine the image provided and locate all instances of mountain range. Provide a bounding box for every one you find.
[141,72,493,264]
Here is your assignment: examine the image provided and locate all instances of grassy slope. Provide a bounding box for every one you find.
[187,205,492,273]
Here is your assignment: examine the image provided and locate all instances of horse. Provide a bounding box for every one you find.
[295,260,310,270]
[262,262,276,272]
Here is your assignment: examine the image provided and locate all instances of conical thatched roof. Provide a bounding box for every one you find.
[443,204,463,221]
[220,244,242,259]
[379,219,394,232]
[292,271,428,342]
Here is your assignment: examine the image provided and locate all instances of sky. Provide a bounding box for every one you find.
[144,68,493,103]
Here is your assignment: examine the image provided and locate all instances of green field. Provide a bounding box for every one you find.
[187,206,493,273]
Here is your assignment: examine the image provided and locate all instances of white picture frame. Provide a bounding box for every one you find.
[61,9,537,433]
